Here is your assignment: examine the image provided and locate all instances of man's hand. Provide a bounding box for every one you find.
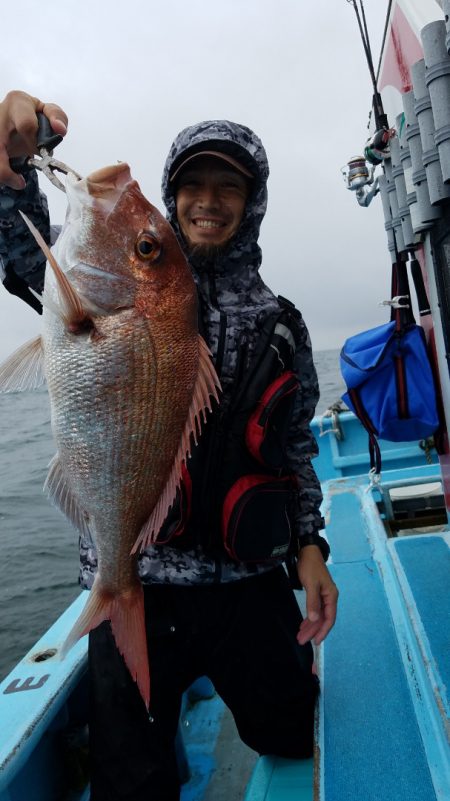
[0,90,68,190]
[296,544,338,646]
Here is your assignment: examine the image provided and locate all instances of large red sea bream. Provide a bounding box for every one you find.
[0,163,220,706]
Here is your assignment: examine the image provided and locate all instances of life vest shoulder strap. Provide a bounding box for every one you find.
[231,297,302,413]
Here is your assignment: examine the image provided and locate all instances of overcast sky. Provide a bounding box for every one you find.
[0,0,392,360]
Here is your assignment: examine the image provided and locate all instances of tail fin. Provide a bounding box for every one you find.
[62,578,150,707]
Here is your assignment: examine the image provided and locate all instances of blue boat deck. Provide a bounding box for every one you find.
[317,478,449,801]
[1,412,449,800]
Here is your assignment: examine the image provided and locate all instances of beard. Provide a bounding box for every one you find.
[185,241,230,273]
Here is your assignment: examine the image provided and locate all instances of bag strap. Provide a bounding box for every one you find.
[391,256,432,328]
[410,258,432,318]
[368,433,382,475]
[391,260,416,330]
[229,300,302,414]
[348,388,382,474]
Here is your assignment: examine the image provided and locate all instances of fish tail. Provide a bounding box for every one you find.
[61,578,150,707]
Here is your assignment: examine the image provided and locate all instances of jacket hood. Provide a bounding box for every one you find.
[161,120,269,278]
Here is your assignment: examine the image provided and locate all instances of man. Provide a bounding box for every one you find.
[0,91,338,801]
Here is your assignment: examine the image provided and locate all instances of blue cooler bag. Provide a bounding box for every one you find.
[340,319,439,450]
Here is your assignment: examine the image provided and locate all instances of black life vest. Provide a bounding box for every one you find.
[155,297,304,563]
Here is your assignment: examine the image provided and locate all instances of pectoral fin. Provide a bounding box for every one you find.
[44,454,93,540]
[0,336,45,392]
[19,212,94,329]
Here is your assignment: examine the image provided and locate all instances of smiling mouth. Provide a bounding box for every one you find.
[192,219,225,229]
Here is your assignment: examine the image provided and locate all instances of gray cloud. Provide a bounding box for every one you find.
[0,0,390,361]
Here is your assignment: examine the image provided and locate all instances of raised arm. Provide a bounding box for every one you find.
[0,91,68,305]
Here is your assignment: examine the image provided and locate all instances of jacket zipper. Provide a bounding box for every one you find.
[200,271,229,543]
[208,272,227,377]
[229,333,248,410]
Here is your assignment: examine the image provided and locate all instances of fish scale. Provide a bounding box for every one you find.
[46,311,196,583]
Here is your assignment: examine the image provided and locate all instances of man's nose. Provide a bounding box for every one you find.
[197,183,220,208]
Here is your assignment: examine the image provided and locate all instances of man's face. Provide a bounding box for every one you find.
[175,156,249,251]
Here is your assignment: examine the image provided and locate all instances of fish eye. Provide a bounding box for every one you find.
[135,232,162,262]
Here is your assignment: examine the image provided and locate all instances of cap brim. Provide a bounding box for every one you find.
[170,150,253,182]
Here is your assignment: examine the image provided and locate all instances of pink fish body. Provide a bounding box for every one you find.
[0,164,220,706]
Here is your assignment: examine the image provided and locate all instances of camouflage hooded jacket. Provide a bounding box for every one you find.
[0,120,324,587]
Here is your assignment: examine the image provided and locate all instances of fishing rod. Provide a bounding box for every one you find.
[346,0,390,130]
[341,1,395,205]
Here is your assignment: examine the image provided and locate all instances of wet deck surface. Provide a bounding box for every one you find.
[180,692,257,801]
[203,706,257,801]
[393,536,450,699]
[317,475,449,801]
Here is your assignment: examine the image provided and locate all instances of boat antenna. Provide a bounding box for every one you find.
[346,0,389,130]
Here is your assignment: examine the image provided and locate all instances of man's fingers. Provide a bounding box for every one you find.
[12,102,68,149]
[312,615,334,646]
[0,92,69,189]
[41,103,68,136]
[0,93,68,156]
[0,101,38,187]
[297,616,322,645]
[306,588,321,623]
[297,574,339,646]
[311,591,339,646]
[10,105,40,155]
[0,142,26,189]
[297,606,335,646]
[0,91,39,186]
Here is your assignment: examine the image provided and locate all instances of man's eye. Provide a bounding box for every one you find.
[179,178,200,188]
[221,179,246,192]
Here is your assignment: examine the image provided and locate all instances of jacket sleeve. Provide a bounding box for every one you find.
[286,313,325,539]
[0,169,50,294]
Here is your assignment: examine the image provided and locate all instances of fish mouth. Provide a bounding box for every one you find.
[86,163,132,197]
[66,163,137,220]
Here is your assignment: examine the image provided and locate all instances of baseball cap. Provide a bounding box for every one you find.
[170,150,253,182]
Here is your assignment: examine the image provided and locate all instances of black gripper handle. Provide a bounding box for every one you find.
[9,112,63,174]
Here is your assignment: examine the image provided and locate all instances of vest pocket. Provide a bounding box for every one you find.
[222,474,297,562]
[245,371,299,468]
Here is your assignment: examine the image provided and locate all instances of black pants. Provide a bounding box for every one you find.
[88,567,319,801]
